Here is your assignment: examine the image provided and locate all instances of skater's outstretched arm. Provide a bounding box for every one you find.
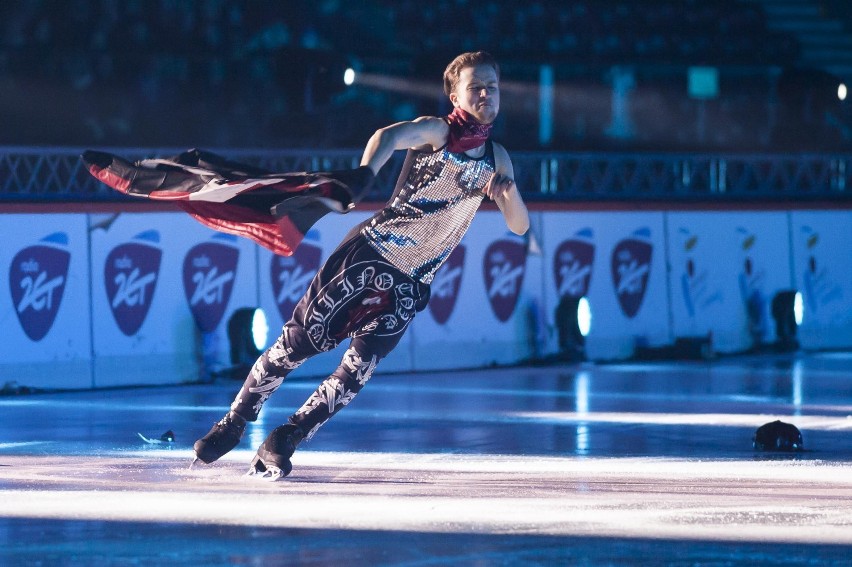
[487,142,529,236]
[359,117,449,175]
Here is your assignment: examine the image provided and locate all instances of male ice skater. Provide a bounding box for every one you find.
[192,50,528,478]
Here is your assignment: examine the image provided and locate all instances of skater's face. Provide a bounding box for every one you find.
[450,64,500,125]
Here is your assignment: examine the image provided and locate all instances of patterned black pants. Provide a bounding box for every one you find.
[230,235,429,440]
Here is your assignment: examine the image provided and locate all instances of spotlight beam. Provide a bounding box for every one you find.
[352,72,443,98]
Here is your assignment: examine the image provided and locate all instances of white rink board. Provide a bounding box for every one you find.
[0,215,92,389]
[790,210,852,349]
[667,211,793,353]
[89,212,259,387]
[1,206,850,389]
[539,211,670,360]
[159,222,260,382]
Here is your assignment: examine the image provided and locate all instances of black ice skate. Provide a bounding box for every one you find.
[192,411,247,465]
[247,423,304,481]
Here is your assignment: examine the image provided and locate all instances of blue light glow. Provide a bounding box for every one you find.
[251,308,269,351]
[578,297,592,337]
[794,292,803,326]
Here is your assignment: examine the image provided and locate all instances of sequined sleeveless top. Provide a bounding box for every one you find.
[361,141,495,284]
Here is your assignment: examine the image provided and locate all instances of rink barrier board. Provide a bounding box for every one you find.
[1,202,850,390]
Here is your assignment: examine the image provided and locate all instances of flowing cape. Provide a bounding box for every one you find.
[82,148,373,256]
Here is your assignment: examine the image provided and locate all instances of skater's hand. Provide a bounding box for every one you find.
[483,172,515,201]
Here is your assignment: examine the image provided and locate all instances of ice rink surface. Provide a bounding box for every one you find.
[2,352,852,565]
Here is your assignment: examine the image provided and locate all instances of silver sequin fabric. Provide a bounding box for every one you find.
[362,145,495,284]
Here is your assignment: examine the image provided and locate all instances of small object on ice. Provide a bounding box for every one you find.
[753,420,803,451]
[137,430,176,444]
[1,381,32,395]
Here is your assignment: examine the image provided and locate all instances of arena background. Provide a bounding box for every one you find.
[2,0,850,389]
[3,3,852,566]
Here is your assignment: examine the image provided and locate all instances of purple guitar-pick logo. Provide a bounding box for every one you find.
[429,245,466,325]
[9,232,71,341]
[611,228,653,318]
[483,236,527,322]
[553,228,595,299]
[182,235,239,333]
[271,237,321,321]
[104,230,162,336]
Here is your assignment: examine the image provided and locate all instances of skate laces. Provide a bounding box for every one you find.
[215,412,246,435]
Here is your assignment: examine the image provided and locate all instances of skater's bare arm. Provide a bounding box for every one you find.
[360,117,449,175]
[487,143,529,235]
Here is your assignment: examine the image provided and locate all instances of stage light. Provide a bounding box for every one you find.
[251,308,269,351]
[771,290,800,351]
[344,68,356,86]
[556,295,591,361]
[578,296,592,337]
[839,83,847,101]
[228,308,269,370]
[794,291,804,326]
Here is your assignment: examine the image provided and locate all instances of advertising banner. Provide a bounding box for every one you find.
[177,225,259,379]
[91,213,200,386]
[91,212,259,387]
[0,215,91,389]
[667,212,792,353]
[1,205,849,391]
[540,211,670,360]
[791,211,852,349]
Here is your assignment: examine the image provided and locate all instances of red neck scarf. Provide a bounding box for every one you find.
[446,107,492,153]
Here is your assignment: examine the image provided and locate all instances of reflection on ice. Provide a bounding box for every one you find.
[2,354,852,564]
[1,451,851,546]
[507,410,852,430]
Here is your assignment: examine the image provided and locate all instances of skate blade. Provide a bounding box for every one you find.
[245,465,287,481]
[246,452,292,481]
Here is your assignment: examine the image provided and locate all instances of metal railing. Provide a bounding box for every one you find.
[1,146,849,202]
[510,152,850,201]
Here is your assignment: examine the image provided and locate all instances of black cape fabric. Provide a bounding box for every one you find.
[82,148,373,256]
